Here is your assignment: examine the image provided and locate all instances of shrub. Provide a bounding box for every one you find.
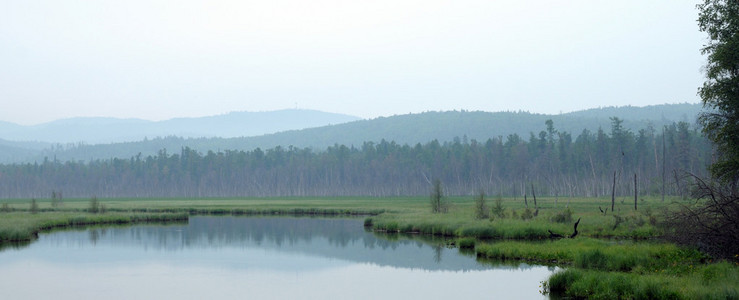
[458,238,476,249]
[474,191,489,219]
[551,209,573,223]
[430,179,449,213]
[520,208,533,220]
[491,194,505,218]
[89,196,100,213]
[30,199,38,214]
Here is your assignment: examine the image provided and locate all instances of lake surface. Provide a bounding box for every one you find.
[0,216,556,299]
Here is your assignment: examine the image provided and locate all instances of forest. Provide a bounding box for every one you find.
[0,118,711,199]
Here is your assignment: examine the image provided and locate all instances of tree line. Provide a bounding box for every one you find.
[0,119,711,199]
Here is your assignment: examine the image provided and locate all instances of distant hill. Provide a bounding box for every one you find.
[0,103,704,164]
[0,109,361,144]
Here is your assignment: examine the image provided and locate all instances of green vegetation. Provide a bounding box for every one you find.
[0,212,187,243]
[29,199,38,214]
[473,191,489,219]
[697,0,739,183]
[430,179,449,213]
[0,117,711,199]
[0,195,735,298]
[369,196,663,239]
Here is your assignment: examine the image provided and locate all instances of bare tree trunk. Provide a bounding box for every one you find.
[662,127,666,202]
[524,182,528,209]
[531,183,537,209]
[589,153,598,197]
[634,173,637,211]
[611,171,616,212]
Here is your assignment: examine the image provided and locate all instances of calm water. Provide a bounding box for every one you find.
[0,216,556,299]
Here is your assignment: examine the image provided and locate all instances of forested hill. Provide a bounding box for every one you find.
[1,103,701,164]
[0,109,361,144]
[0,118,710,198]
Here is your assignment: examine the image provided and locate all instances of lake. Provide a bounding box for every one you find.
[0,216,557,299]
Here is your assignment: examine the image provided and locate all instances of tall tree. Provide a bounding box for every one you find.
[697,0,739,184]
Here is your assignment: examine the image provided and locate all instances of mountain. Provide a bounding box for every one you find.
[0,103,703,164]
[0,109,362,144]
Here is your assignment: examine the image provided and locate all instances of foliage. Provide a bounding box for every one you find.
[89,196,99,213]
[473,191,489,219]
[51,190,63,208]
[697,0,739,183]
[30,199,38,214]
[520,207,534,220]
[458,237,476,249]
[491,193,505,218]
[0,120,711,198]
[0,203,10,213]
[550,208,572,223]
[430,179,448,213]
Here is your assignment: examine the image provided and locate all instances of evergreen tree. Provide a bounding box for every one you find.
[697,0,739,183]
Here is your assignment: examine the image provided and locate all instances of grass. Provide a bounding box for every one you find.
[0,195,735,298]
[367,195,669,239]
[545,263,738,299]
[476,238,738,298]
[0,212,188,243]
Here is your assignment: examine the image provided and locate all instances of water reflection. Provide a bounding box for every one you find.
[33,217,498,272]
[0,217,557,299]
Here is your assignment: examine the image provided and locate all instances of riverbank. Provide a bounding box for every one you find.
[0,195,736,298]
[475,238,737,298]
[0,212,188,243]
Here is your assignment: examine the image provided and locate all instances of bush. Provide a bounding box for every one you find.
[551,209,573,223]
[474,191,489,219]
[491,194,505,218]
[520,208,533,220]
[89,196,100,213]
[30,199,38,214]
[663,176,739,259]
[458,238,476,249]
[430,179,449,213]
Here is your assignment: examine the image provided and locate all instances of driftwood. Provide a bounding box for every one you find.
[548,217,581,239]
[569,217,581,238]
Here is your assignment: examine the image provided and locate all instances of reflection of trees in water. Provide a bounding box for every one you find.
[72,216,532,272]
[0,240,31,252]
[433,245,443,263]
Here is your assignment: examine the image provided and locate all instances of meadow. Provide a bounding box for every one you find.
[0,195,736,298]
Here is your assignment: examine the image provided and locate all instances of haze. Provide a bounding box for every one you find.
[0,0,703,125]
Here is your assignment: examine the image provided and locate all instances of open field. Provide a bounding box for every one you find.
[0,195,736,298]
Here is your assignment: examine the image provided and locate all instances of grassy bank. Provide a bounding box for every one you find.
[1,195,736,298]
[475,238,737,298]
[0,212,188,243]
[367,195,668,239]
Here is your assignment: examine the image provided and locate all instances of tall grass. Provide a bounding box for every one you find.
[546,264,738,299]
[0,212,188,243]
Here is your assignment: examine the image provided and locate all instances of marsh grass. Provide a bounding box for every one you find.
[545,263,738,299]
[0,212,188,242]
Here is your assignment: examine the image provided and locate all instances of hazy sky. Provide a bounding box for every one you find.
[1,0,705,125]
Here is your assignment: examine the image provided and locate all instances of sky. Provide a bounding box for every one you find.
[0,0,705,125]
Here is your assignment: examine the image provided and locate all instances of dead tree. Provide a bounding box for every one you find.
[611,171,617,212]
[569,218,581,238]
[548,217,582,239]
[663,174,738,259]
[634,173,638,211]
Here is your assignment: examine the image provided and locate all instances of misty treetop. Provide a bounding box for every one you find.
[0,120,710,198]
